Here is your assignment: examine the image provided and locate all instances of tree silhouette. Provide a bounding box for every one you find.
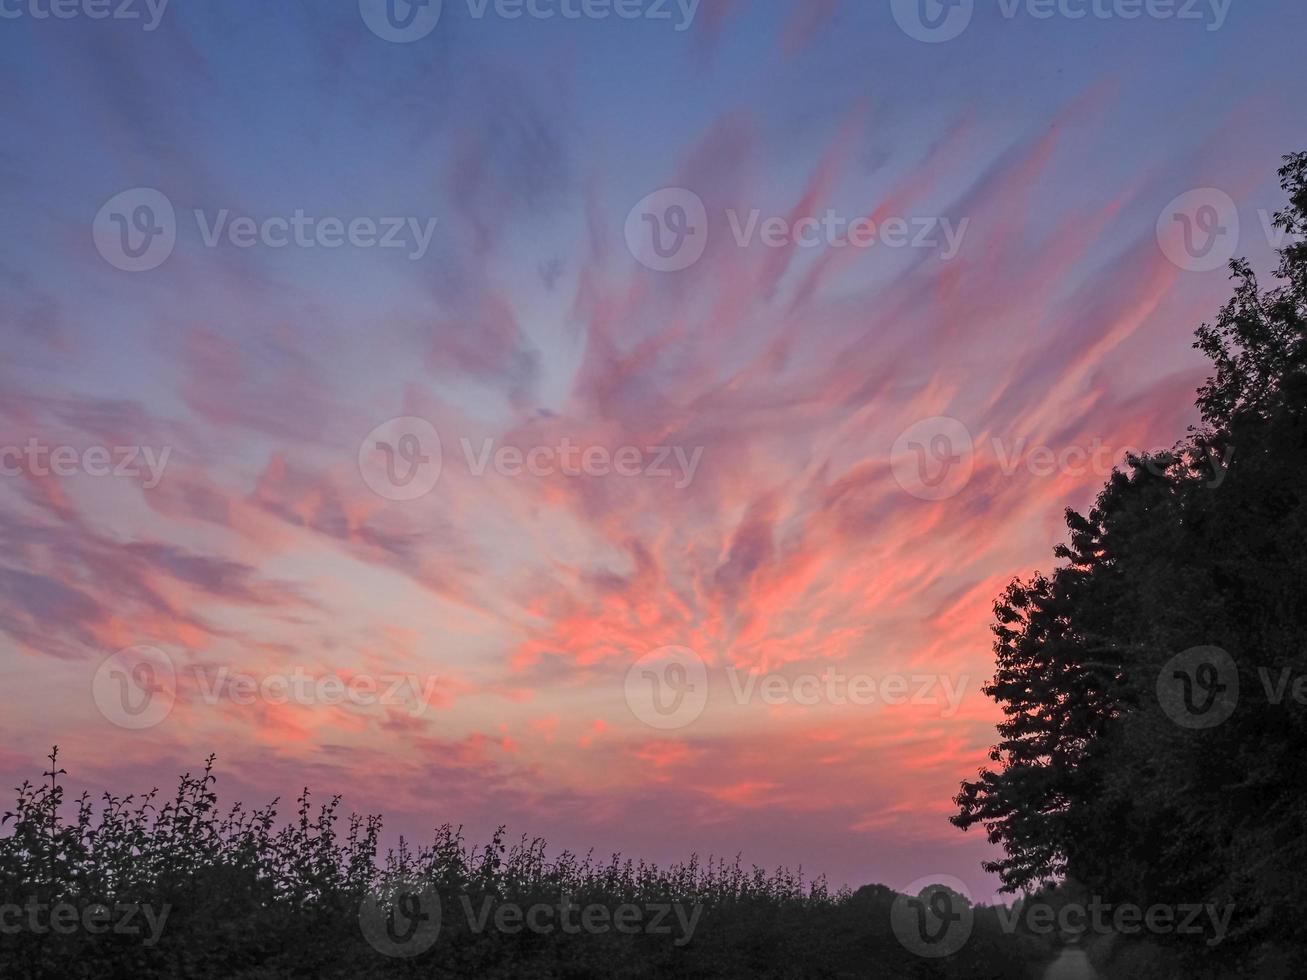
[954,152,1307,971]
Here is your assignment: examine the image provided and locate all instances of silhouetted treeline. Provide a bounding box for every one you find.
[955,152,1307,978]
[0,752,1045,978]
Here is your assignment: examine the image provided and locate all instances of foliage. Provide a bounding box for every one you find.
[954,152,1307,974]
[0,751,1030,979]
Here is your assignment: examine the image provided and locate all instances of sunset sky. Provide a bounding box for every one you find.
[2,0,1305,902]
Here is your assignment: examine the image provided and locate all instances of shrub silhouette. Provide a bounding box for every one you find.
[0,749,1033,978]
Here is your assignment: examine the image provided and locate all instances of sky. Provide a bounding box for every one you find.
[1,0,1305,902]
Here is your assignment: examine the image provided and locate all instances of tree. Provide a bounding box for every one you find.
[954,153,1307,967]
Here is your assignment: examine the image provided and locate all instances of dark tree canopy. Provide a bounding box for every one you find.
[954,152,1307,967]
